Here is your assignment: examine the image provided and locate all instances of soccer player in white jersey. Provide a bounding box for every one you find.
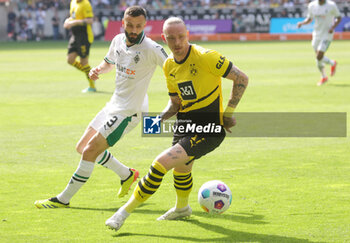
[297,0,341,86]
[34,6,168,209]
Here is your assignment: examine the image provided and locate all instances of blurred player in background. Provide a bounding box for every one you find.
[105,17,248,232]
[64,0,96,93]
[34,6,168,209]
[297,0,341,86]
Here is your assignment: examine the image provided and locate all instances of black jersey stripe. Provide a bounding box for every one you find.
[175,45,192,64]
[168,92,178,96]
[182,85,219,110]
[222,61,233,78]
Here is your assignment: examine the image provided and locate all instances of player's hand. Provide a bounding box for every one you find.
[89,67,101,81]
[223,116,236,133]
[328,28,334,34]
[297,22,302,29]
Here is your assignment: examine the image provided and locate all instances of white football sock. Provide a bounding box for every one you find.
[118,206,130,218]
[57,160,94,204]
[96,150,131,180]
[321,56,334,66]
[316,59,326,78]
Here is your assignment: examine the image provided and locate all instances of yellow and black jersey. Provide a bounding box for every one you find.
[70,0,94,43]
[163,44,232,125]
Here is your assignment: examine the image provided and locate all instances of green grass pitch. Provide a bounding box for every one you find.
[0,40,349,242]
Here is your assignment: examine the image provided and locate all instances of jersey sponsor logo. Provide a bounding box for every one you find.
[190,64,197,76]
[216,56,226,69]
[178,81,197,100]
[116,63,136,76]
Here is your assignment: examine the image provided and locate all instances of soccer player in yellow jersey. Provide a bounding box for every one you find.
[64,0,96,93]
[105,16,248,231]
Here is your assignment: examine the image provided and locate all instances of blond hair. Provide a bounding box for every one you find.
[163,17,186,32]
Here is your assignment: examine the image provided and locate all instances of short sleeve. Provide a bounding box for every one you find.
[84,2,94,18]
[152,44,168,67]
[307,3,313,19]
[204,50,232,78]
[163,61,177,96]
[332,3,341,17]
[104,37,117,64]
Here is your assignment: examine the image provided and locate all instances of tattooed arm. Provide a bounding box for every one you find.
[160,95,181,121]
[223,64,249,132]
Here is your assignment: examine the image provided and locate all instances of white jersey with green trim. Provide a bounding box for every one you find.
[104,33,168,116]
[307,0,341,40]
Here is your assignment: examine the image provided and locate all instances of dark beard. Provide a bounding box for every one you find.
[125,31,143,44]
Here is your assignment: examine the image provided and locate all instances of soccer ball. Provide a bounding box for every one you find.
[198,180,232,214]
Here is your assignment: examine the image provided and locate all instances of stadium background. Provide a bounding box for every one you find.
[1,1,350,242]
[1,0,350,42]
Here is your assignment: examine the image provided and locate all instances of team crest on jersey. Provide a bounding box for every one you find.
[134,54,140,64]
[190,64,197,76]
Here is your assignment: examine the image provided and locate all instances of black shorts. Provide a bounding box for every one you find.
[67,34,91,58]
[172,130,226,161]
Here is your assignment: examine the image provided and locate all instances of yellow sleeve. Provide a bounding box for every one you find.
[163,62,177,96]
[70,1,74,16]
[84,2,94,18]
[204,50,232,78]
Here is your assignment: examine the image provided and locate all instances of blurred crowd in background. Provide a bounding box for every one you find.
[5,0,349,41]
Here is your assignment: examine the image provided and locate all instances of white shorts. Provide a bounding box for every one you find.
[89,108,141,146]
[312,38,332,52]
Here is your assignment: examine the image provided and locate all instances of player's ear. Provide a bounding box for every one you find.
[161,33,166,43]
[187,30,189,38]
[122,19,125,28]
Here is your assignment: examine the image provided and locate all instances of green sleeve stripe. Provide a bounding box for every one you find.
[73,173,89,180]
[104,57,115,64]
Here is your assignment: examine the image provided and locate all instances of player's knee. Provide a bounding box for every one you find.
[316,53,324,60]
[67,57,75,65]
[75,142,84,154]
[82,144,99,162]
